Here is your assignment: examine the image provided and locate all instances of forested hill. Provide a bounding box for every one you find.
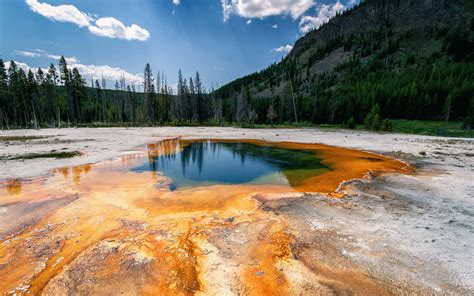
[1,0,473,130]
[291,0,466,57]
[215,0,474,129]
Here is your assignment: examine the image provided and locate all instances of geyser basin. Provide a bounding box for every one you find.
[132,140,329,189]
[131,139,410,193]
[0,138,412,294]
[0,139,410,197]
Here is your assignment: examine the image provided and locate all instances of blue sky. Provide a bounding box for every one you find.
[0,0,357,90]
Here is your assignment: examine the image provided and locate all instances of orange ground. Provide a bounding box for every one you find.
[0,139,411,295]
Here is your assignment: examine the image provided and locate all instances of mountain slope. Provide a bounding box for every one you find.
[292,0,465,57]
[214,0,474,127]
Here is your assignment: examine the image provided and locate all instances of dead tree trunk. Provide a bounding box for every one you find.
[287,72,298,124]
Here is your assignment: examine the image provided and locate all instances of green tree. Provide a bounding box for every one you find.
[236,87,251,125]
[46,64,59,125]
[26,69,40,128]
[71,67,86,123]
[0,59,9,129]
[194,71,204,124]
[364,104,382,131]
[58,56,69,85]
[143,63,155,124]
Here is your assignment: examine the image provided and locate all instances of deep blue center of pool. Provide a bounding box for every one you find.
[132,141,328,189]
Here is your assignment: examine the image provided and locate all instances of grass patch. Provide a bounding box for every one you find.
[0,135,47,141]
[244,122,336,129]
[390,120,474,138]
[7,151,82,160]
[246,120,474,138]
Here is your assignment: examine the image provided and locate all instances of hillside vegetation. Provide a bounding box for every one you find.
[215,0,474,130]
[1,0,473,134]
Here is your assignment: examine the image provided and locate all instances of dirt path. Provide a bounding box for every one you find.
[0,127,473,294]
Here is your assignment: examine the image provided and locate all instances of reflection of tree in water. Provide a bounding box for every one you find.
[180,142,205,173]
[72,164,92,185]
[146,139,179,174]
[49,164,93,185]
[5,179,22,195]
[147,141,287,174]
[219,142,327,172]
[154,141,279,174]
[142,140,328,186]
[58,167,69,178]
[229,143,249,166]
[146,141,224,174]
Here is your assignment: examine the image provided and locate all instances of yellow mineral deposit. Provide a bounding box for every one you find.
[0,139,411,295]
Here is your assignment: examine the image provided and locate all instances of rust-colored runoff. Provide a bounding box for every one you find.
[0,139,411,295]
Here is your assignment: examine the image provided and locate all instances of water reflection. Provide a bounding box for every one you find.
[133,140,329,189]
[5,179,22,195]
[51,164,93,185]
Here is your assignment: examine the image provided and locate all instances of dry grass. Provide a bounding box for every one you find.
[6,151,81,160]
[0,135,47,141]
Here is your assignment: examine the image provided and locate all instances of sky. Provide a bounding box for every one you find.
[0,0,358,91]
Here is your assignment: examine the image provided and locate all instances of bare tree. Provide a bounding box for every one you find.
[267,104,277,127]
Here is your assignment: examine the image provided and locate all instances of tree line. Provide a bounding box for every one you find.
[0,57,227,128]
[213,17,474,130]
[1,16,473,130]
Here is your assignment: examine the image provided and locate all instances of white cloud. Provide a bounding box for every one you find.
[25,0,93,27]
[14,50,41,58]
[46,54,78,64]
[25,0,150,41]
[173,0,181,5]
[5,61,33,73]
[221,0,233,21]
[88,17,150,41]
[221,0,315,21]
[272,24,278,29]
[4,60,142,87]
[70,63,142,85]
[246,19,252,24]
[272,44,293,53]
[299,1,345,33]
[14,49,78,63]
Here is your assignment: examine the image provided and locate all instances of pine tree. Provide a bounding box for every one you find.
[236,87,250,125]
[143,63,155,124]
[94,79,102,122]
[58,56,69,86]
[119,74,127,122]
[17,68,29,127]
[177,69,188,123]
[364,104,382,130]
[99,75,107,123]
[189,77,195,95]
[46,64,58,125]
[211,91,223,126]
[58,56,77,124]
[189,77,197,123]
[36,68,44,85]
[171,69,184,123]
[0,59,9,129]
[156,70,161,95]
[47,64,58,85]
[7,62,23,126]
[183,78,191,122]
[71,67,86,123]
[194,71,204,123]
[27,69,40,128]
